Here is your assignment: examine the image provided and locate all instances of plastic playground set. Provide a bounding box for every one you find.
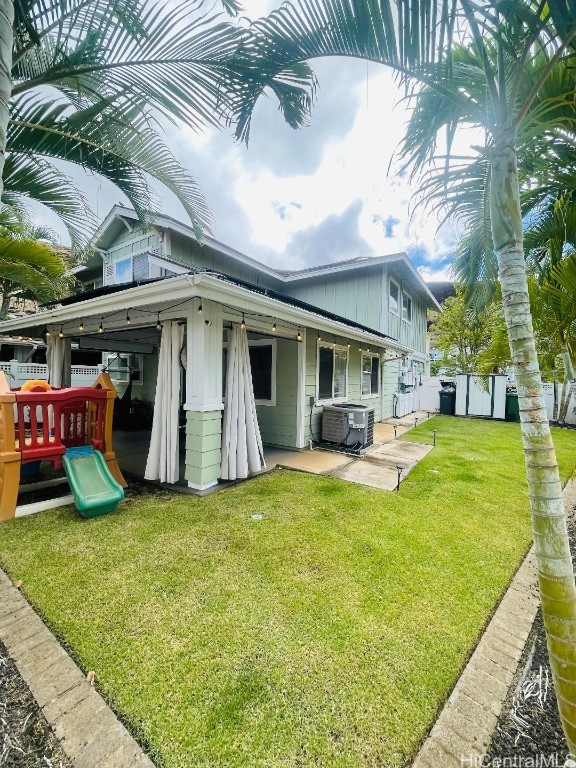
[0,371,127,521]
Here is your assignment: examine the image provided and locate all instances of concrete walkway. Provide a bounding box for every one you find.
[412,477,576,767]
[0,570,155,768]
[266,411,434,491]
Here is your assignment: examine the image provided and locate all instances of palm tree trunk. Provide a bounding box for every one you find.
[0,0,13,201]
[559,345,575,423]
[491,138,576,751]
[0,290,10,319]
[553,367,559,422]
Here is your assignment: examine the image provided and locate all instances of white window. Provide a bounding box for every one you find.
[105,353,142,385]
[114,257,133,284]
[317,344,348,402]
[402,291,412,323]
[389,278,400,316]
[361,353,380,397]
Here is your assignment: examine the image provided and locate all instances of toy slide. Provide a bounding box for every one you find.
[62,446,125,518]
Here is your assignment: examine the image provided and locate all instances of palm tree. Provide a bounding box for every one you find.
[0,0,306,244]
[228,1,576,751]
[0,208,71,318]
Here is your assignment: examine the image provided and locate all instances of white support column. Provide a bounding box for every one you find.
[184,299,224,491]
[296,328,307,449]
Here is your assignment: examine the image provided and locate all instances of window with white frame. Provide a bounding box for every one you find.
[317,343,348,401]
[222,339,276,405]
[105,353,142,384]
[389,278,400,315]
[402,291,412,323]
[361,353,380,397]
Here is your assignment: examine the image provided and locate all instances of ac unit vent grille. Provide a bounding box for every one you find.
[322,409,348,443]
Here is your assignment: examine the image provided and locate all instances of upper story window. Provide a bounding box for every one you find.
[317,343,348,402]
[389,278,400,316]
[361,353,380,397]
[114,257,133,284]
[402,291,412,323]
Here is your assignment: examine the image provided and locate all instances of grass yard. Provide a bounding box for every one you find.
[1,416,576,767]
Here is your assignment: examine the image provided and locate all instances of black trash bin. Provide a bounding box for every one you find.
[505,391,520,422]
[439,388,456,416]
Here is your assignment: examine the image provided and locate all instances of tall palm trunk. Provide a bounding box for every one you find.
[559,344,575,424]
[0,0,13,202]
[553,367,559,422]
[491,138,576,751]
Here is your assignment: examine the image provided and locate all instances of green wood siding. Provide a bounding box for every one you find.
[185,410,222,486]
[255,336,299,449]
[383,267,427,354]
[286,268,383,333]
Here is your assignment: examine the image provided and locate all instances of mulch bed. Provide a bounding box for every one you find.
[0,639,72,767]
[485,514,576,767]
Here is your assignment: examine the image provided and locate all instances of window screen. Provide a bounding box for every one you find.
[249,345,273,401]
[318,346,334,400]
[390,280,399,315]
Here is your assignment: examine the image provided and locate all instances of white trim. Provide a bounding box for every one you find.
[148,255,188,276]
[389,277,400,317]
[315,341,349,404]
[402,290,413,324]
[187,479,218,491]
[0,273,412,355]
[296,328,306,448]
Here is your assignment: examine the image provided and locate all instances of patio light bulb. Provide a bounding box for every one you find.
[78,319,84,332]
[332,341,336,349]
[58,327,64,339]
[45,329,51,338]
[197,302,203,314]
[297,330,302,342]
[98,319,104,333]
[240,314,246,330]
[156,315,162,331]
[272,321,277,333]
[18,335,23,341]
[126,311,131,325]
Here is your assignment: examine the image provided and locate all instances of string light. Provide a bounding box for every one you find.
[45,329,51,338]
[98,318,104,334]
[240,314,246,330]
[297,330,302,342]
[197,301,203,314]
[156,314,162,331]
[58,326,64,339]
[78,319,84,332]
[126,310,131,325]
[272,321,277,333]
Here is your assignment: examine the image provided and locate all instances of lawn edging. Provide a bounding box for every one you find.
[0,569,155,768]
[412,476,576,768]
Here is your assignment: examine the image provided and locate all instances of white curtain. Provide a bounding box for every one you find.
[221,324,266,480]
[145,321,184,483]
[46,335,65,387]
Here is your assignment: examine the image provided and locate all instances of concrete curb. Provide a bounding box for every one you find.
[0,569,155,768]
[412,477,576,768]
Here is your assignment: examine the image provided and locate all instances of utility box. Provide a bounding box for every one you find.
[322,404,375,448]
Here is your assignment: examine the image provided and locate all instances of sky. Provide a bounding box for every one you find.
[37,1,467,282]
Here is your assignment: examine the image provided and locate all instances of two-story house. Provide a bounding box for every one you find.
[0,205,439,490]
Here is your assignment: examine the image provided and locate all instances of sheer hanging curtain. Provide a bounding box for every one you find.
[221,324,266,480]
[46,335,65,387]
[145,321,184,484]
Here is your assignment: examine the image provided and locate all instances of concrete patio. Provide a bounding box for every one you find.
[113,410,434,493]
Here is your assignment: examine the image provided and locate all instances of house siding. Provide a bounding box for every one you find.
[285,268,383,333]
[384,266,427,354]
[255,336,299,449]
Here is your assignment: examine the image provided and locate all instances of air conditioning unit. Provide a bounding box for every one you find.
[321,404,375,448]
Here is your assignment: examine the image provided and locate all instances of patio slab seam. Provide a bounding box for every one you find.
[0,569,155,768]
[411,476,576,768]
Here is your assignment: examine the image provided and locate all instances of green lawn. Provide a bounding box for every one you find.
[1,416,575,768]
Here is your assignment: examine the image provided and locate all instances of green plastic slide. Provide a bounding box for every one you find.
[62,446,124,518]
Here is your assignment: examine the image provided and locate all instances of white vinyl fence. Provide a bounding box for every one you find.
[0,361,103,388]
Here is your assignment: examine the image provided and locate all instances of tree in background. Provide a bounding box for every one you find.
[0,208,70,318]
[431,287,509,375]
[0,0,307,245]
[228,0,576,749]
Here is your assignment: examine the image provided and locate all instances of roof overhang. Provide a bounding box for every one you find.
[0,273,413,354]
